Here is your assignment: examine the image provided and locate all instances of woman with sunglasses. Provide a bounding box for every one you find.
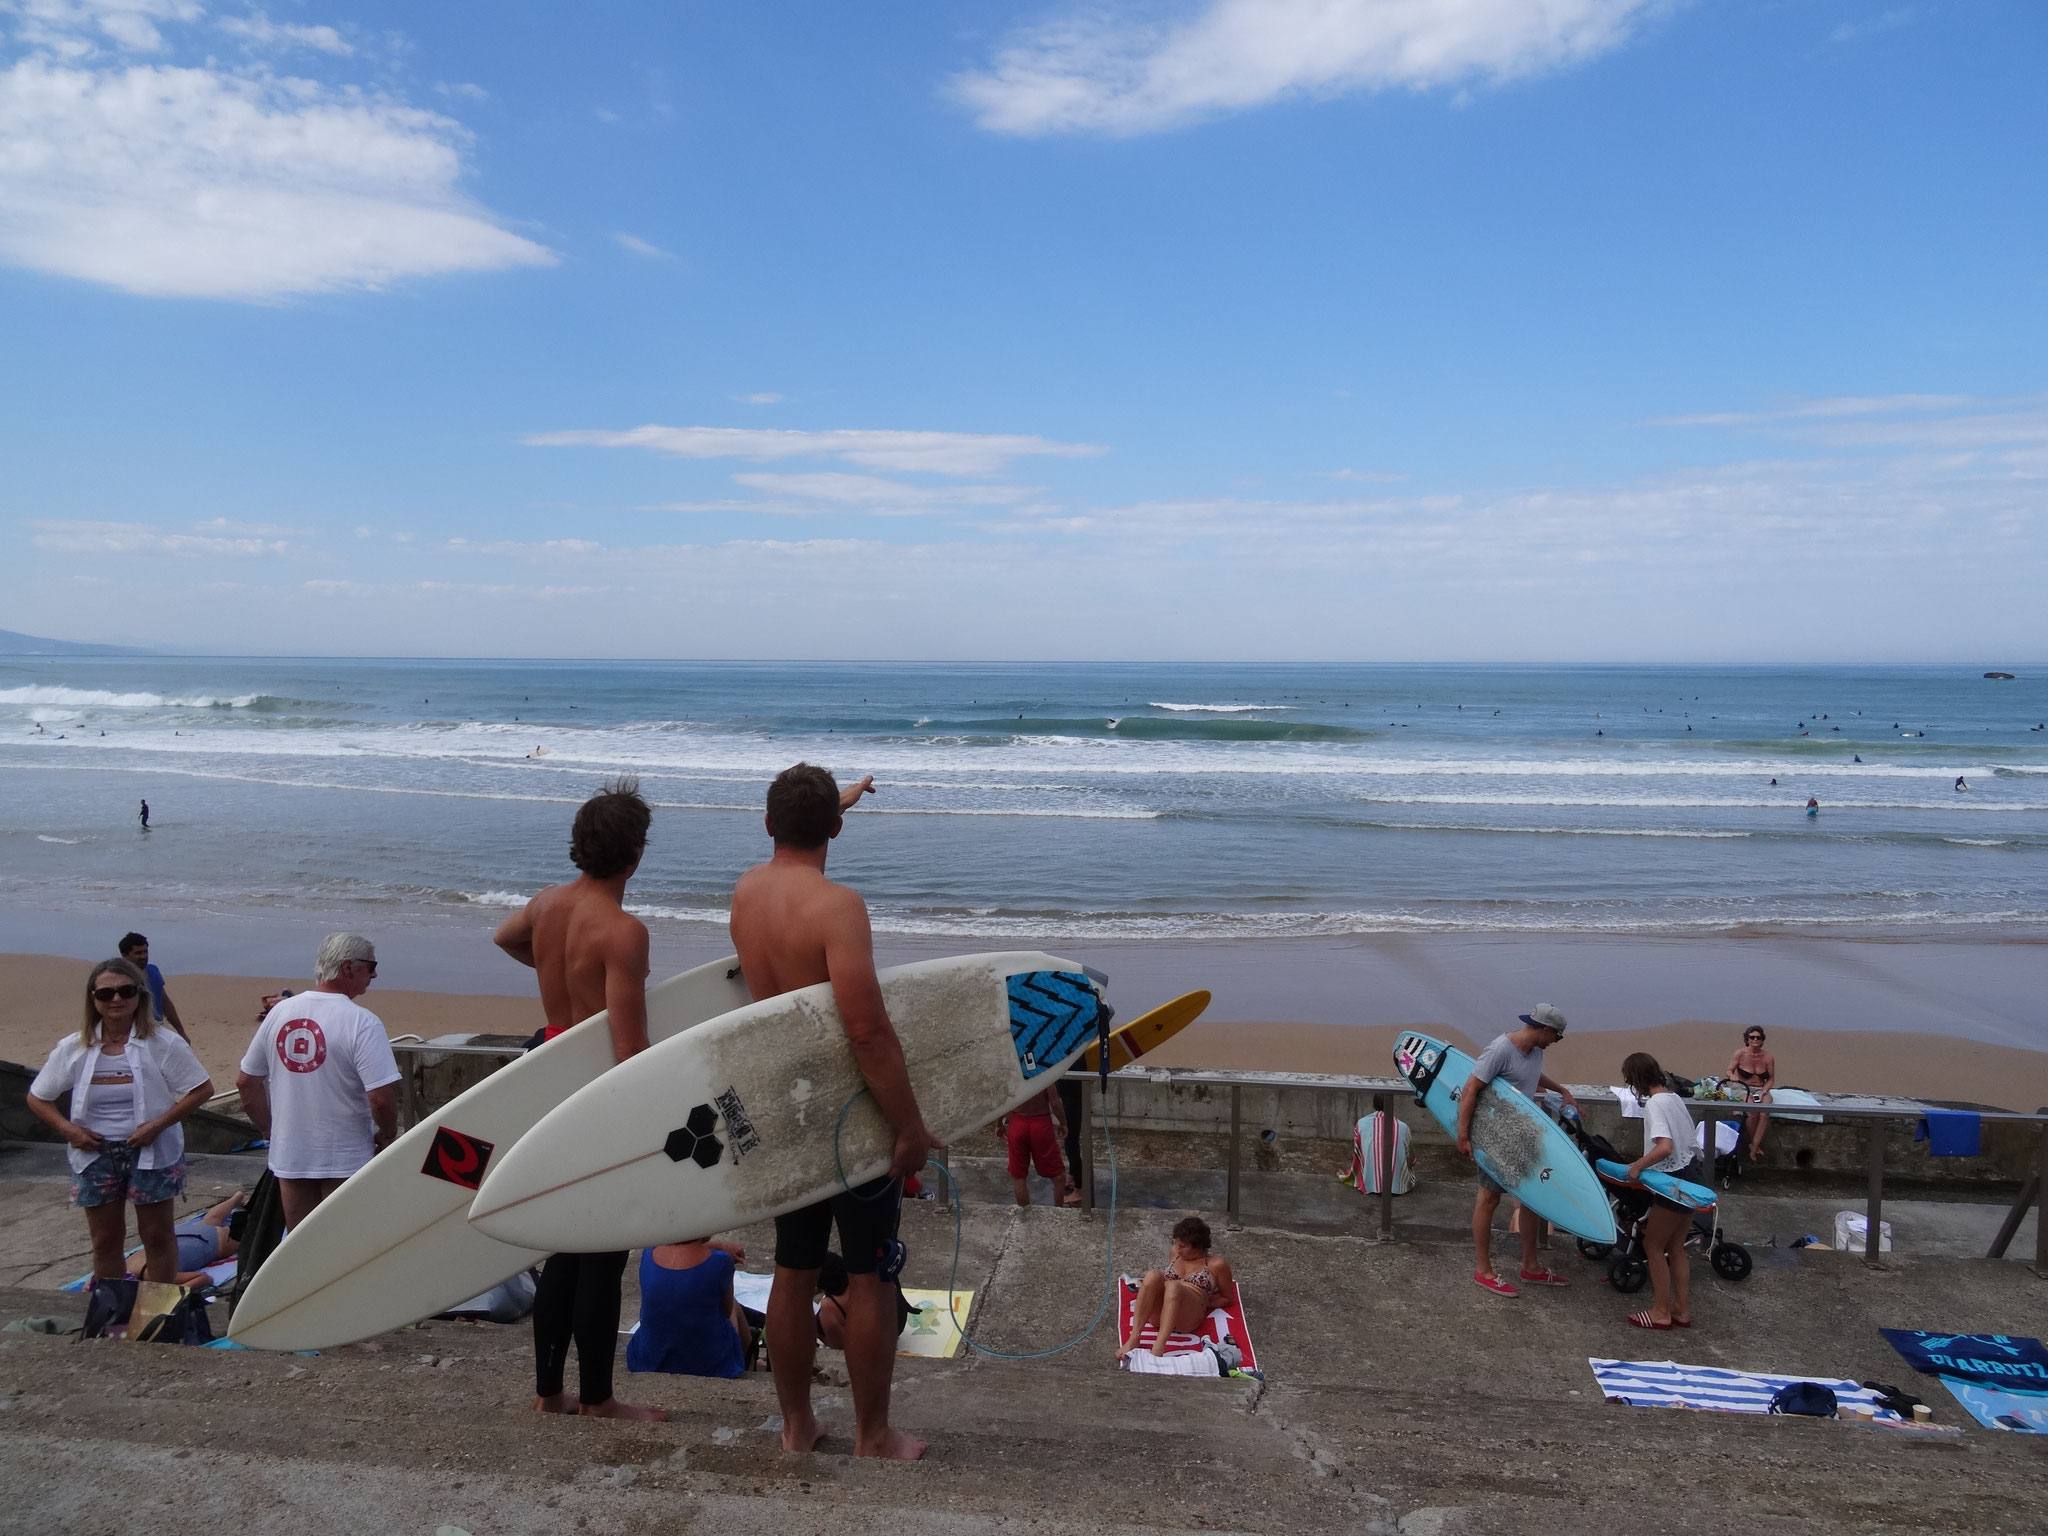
[1726,1026,1776,1160]
[26,957,214,1287]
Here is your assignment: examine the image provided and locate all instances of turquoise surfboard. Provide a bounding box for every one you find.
[1393,1032,1617,1243]
[1594,1159,1717,1211]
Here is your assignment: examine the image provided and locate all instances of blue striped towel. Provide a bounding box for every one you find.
[1590,1358,1899,1418]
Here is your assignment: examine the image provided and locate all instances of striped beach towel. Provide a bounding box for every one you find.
[1590,1358,1900,1418]
[1339,1111,1415,1195]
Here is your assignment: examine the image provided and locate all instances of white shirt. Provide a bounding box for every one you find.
[1640,1090,1697,1176]
[30,1028,212,1173]
[240,990,402,1179]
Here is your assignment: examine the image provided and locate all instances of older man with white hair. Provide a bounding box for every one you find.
[237,933,401,1229]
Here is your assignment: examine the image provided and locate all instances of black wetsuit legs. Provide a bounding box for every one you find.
[1057,1078,1084,1195]
[533,1249,629,1405]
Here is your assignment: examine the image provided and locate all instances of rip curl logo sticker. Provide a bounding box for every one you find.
[422,1127,494,1189]
[275,1018,327,1074]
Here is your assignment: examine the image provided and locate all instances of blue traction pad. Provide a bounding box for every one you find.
[1006,971,1103,1079]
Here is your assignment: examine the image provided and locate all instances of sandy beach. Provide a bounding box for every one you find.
[6,943,2043,1110]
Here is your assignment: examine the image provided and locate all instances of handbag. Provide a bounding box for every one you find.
[1768,1382,1838,1417]
[80,1277,139,1340]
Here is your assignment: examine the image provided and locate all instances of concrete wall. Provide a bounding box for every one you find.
[1097,1075,2041,1188]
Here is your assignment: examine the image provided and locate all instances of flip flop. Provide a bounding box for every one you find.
[1628,1312,1673,1330]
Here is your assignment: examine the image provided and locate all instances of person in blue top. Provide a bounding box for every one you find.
[118,933,188,1041]
[627,1237,753,1379]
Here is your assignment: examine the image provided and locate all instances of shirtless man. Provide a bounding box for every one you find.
[731,763,936,1461]
[492,778,666,1423]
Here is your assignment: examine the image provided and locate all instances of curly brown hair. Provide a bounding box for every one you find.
[1171,1216,1212,1254]
[570,777,651,877]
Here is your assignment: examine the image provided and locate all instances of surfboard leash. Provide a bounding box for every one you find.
[831,1084,1121,1361]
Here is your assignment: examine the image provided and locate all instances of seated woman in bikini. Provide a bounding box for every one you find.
[1117,1216,1235,1359]
[1726,1027,1776,1159]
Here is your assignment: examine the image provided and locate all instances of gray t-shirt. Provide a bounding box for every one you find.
[1472,1033,1544,1099]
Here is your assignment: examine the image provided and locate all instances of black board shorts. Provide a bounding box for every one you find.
[774,1177,901,1274]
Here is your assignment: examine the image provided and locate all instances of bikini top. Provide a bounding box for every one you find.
[1167,1255,1217,1294]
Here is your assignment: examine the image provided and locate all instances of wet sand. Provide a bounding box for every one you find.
[5,944,2043,1109]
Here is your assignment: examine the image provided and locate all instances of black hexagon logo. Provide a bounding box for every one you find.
[664,1102,726,1168]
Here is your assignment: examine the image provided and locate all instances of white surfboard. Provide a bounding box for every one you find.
[227,955,754,1351]
[467,952,1107,1253]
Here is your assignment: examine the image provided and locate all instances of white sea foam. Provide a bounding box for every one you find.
[36,834,81,844]
[0,686,259,709]
[1146,701,1297,713]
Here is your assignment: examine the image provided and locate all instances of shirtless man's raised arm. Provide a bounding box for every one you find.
[733,764,931,1462]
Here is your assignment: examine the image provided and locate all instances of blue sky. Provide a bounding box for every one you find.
[2,0,2043,661]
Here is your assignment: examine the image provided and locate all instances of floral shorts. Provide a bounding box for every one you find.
[72,1142,186,1209]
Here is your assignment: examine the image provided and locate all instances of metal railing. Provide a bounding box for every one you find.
[1066,1066,2048,1270]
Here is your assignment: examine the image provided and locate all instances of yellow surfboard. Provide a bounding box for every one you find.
[1075,989,1210,1075]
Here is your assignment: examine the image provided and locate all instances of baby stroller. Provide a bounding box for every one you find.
[1563,1108,1752,1291]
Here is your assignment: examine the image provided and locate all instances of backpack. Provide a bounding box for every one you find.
[1768,1382,1838,1417]
[135,1290,216,1346]
[80,1277,138,1340]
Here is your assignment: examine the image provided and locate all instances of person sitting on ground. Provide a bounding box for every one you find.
[1619,1051,1699,1331]
[25,957,214,1287]
[1118,1217,1235,1359]
[999,1080,1072,1207]
[119,1191,246,1287]
[1457,1003,1580,1296]
[627,1236,752,1379]
[1726,1026,1776,1160]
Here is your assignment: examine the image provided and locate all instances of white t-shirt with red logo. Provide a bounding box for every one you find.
[240,990,402,1179]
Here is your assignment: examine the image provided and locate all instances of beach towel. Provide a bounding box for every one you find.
[1117,1275,1259,1376]
[1914,1111,1982,1158]
[1339,1111,1415,1195]
[1611,1086,1645,1120]
[1768,1087,1825,1124]
[1939,1377,2048,1433]
[1590,1359,1900,1419]
[719,1272,976,1359]
[1881,1330,2048,1390]
[1694,1119,1739,1157]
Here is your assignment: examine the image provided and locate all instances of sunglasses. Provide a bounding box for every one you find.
[350,959,379,976]
[93,984,140,1002]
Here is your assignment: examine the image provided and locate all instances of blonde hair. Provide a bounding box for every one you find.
[81,956,156,1047]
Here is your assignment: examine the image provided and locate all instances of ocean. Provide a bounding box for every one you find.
[4,658,2046,943]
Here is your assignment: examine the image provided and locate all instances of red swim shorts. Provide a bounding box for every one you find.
[1006,1113,1064,1179]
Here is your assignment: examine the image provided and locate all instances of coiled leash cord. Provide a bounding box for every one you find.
[833,1083,1120,1360]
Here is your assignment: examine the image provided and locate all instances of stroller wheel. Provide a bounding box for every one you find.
[1577,1238,1614,1261]
[1711,1243,1753,1281]
[1610,1256,1649,1294]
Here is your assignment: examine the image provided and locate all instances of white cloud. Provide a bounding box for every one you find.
[1658,394,2048,455]
[738,392,782,405]
[31,517,292,555]
[951,0,1660,136]
[613,231,672,259]
[0,6,554,299]
[727,472,1042,512]
[215,9,350,55]
[527,424,1106,476]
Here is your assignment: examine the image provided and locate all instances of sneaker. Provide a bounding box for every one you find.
[1518,1267,1571,1287]
[1473,1271,1519,1297]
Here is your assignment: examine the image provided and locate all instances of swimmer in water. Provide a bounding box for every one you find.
[1955,776,1968,792]
[1806,797,1819,817]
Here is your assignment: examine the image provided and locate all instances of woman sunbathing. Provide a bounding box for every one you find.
[1118,1216,1235,1359]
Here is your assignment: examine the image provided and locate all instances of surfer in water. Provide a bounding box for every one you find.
[731,763,935,1461]
[492,778,667,1424]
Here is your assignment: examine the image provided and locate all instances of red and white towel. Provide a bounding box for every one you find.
[1116,1275,1259,1376]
